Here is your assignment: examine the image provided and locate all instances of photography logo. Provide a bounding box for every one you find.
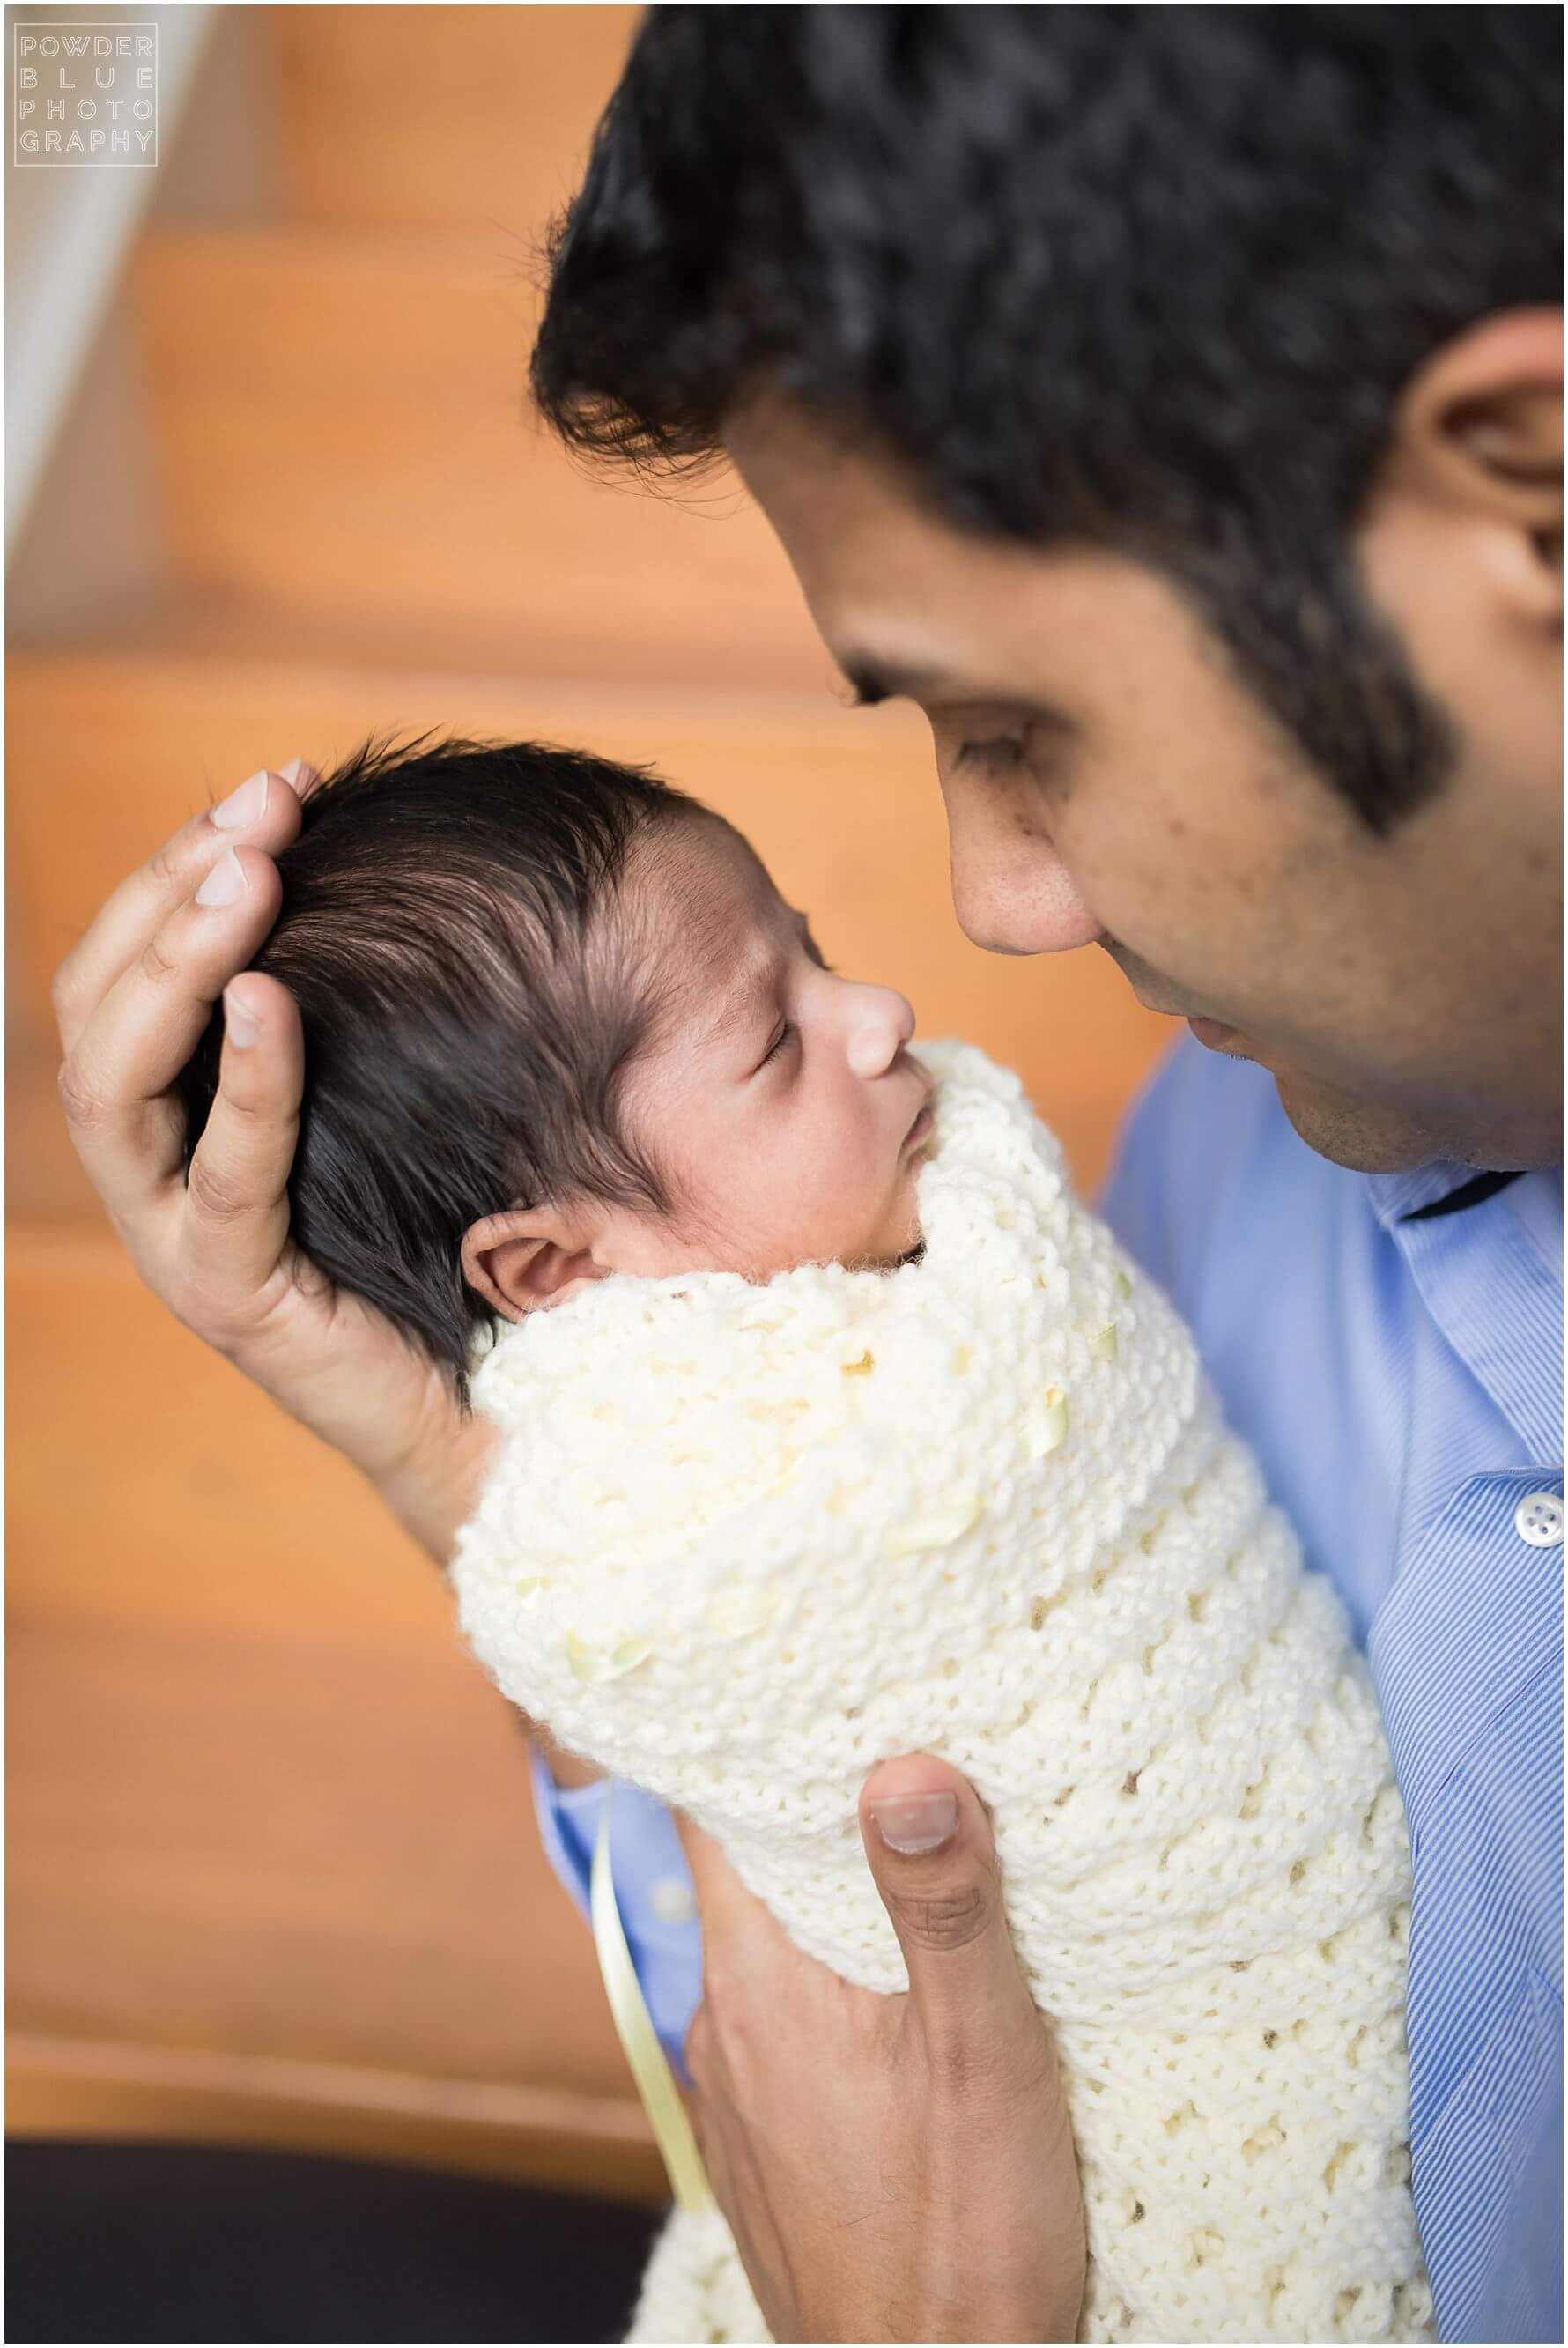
[14,20,157,167]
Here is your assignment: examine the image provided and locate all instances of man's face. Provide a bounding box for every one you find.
[727,395,1563,1173]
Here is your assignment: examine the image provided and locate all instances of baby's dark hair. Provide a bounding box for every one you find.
[179,736,694,1404]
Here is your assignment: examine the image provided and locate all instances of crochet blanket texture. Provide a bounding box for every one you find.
[453,1041,1431,2344]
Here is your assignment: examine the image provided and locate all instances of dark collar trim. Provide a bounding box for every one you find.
[1401,1170,1523,1223]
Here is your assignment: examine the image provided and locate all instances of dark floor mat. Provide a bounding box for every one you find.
[5,2138,666,2344]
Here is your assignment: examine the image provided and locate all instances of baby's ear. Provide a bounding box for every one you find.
[462,1208,610,1319]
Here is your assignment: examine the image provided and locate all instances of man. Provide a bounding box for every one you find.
[55,8,1560,2339]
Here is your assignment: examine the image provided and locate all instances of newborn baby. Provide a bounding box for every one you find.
[181,737,1431,2344]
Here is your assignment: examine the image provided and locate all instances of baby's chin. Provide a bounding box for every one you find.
[849,1167,928,1273]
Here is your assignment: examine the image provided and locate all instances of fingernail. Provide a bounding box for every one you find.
[869,1791,958,1854]
[211,770,270,830]
[196,849,247,908]
[277,757,310,792]
[223,985,260,1049]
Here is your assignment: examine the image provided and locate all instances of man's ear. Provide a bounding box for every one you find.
[462,1204,610,1321]
[1382,307,1562,611]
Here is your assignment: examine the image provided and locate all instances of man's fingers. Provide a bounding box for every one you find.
[278,756,321,800]
[180,972,305,1315]
[860,1754,1038,2064]
[51,768,305,1055]
[58,848,285,1230]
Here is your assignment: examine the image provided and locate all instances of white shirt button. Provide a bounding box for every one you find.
[649,1875,695,1925]
[1514,1492,1564,1547]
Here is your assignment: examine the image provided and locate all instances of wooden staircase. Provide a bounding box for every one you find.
[7,5,1172,2196]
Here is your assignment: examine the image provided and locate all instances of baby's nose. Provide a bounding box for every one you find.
[846,984,916,1079]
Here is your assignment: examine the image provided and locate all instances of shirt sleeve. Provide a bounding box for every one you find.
[526,1744,704,2083]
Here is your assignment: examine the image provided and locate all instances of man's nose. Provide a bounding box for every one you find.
[948,811,1101,955]
[845,983,916,1079]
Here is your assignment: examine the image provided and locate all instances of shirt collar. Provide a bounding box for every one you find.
[1370,1160,1561,1464]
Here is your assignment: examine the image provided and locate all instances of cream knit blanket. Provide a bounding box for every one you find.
[453,1041,1431,2344]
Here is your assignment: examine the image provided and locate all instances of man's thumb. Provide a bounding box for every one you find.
[860,1753,1032,2048]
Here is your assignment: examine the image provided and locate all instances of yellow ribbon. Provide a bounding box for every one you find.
[591,1789,714,2213]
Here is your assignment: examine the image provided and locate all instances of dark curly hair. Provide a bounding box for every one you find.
[533,5,1560,831]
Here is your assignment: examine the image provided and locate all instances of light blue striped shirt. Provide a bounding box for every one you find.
[531,1036,1563,2340]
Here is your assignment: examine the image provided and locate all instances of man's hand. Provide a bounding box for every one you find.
[51,764,491,1561]
[681,1753,1087,2344]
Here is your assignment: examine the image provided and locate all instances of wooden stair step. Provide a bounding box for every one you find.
[8,641,1171,1195]
[130,226,825,685]
[9,1223,455,1648]
[7,1609,660,2199]
[271,3,639,233]
[5,1226,661,2190]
